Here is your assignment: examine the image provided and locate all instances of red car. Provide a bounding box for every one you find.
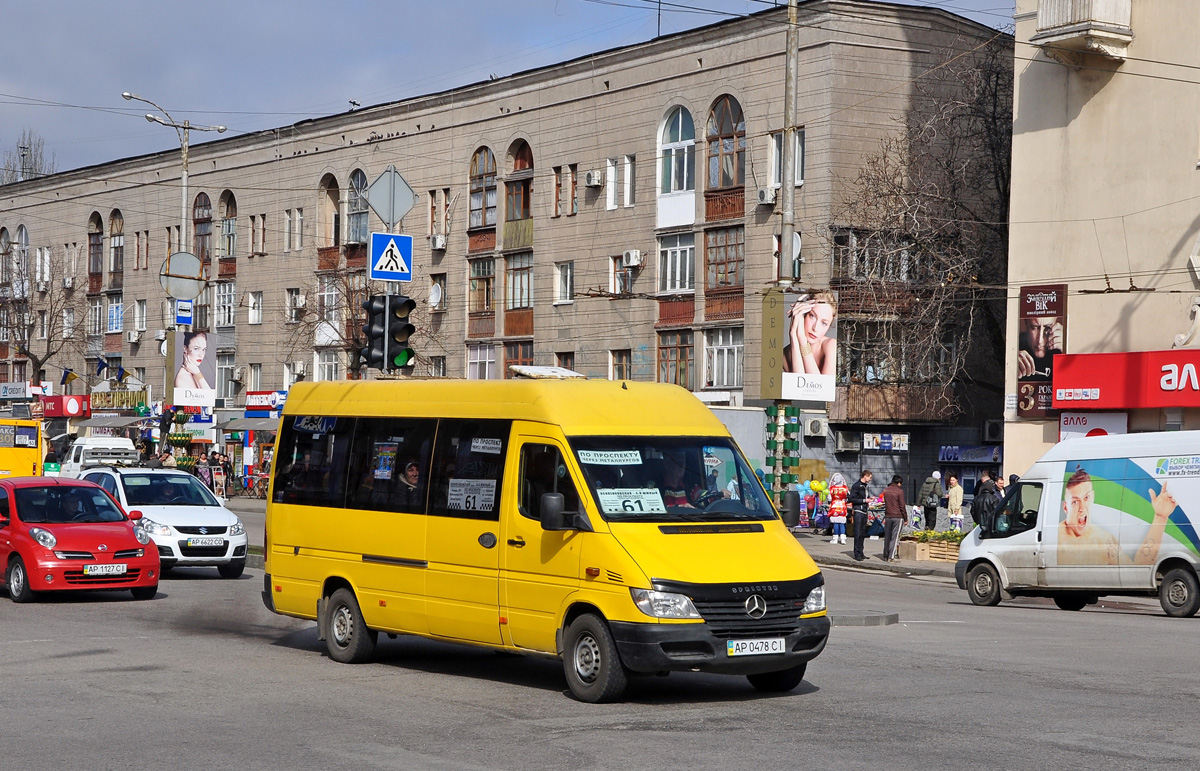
[0,477,159,602]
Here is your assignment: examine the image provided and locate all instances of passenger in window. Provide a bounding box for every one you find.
[659,450,700,508]
[398,460,422,508]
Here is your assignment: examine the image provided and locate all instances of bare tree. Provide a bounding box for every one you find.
[0,239,87,381]
[830,36,1013,419]
[1,128,58,185]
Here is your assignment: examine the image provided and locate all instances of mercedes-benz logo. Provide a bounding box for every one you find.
[744,594,767,619]
[97,544,108,552]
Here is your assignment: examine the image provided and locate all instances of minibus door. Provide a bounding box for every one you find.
[500,438,586,653]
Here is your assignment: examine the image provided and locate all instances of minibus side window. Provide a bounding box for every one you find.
[345,418,436,514]
[990,482,1043,537]
[518,444,581,521]
[274,416,357,508]
[428,419,511,521]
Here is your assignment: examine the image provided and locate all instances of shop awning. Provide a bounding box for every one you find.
[74,415,148,428]
[219,417,280,432]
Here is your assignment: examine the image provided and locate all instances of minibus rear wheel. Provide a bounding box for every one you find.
[1159,567,1200,618]
[747,663,807,693]
[563,613,628,703]
[966,563,1001,606]
[325,587,378,663]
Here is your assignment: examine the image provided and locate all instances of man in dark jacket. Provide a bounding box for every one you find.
[971,471,1001,531]
[848,470,873,561]
[882,475,906,562]
[917,470,942,532]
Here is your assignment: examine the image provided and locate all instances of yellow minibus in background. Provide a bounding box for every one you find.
[261,378,828,702]
[0,418,44,478]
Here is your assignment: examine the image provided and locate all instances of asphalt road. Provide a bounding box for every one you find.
[3,562,1198,770]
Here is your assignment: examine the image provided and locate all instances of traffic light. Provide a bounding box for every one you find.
[361,295,390,371]
[387,296,417,370]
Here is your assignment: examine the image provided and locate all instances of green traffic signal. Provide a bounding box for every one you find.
[387,295,417,371]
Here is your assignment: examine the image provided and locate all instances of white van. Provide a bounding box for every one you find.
[957,431,1200,617]
[61,437,141,478]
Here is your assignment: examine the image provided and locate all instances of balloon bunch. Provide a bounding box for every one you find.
[799,479,830,502]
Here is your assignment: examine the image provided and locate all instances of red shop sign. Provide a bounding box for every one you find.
[39,395,92,418]
[1052,350,1200,410]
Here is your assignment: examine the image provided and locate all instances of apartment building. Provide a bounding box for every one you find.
[1005,0,1200,474]
[0,1,1005,480]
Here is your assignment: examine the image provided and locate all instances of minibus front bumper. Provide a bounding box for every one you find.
[608,616,830,675]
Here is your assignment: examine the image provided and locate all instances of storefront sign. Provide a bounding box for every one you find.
[40,395,91,418]
[1017,284,1067,418]
[245,390,288,416]
[1052,350,1200,410]
[0,382,29,400]
[863,432,909,451]
[939,445,1003,464]
[1059,411,1128,441]
[91,389,149,411]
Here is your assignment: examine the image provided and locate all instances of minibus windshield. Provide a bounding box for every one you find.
[570,437,775,522]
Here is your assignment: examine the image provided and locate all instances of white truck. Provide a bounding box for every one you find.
[957,431,1200,617]
[60,436,142,478]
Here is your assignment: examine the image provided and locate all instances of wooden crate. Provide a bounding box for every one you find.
[926,540,960,562]
[897,541,930,561]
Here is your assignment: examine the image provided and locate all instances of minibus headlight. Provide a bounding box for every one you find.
[30,527,57,550]
[802,586,826,614]
[630,588,702,619]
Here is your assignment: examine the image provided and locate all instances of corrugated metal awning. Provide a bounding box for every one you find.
[74,415,147,428]
[219,417,280,432]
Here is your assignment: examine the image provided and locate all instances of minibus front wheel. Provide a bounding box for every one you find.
[325,587,378,664]
[563,614,628,703]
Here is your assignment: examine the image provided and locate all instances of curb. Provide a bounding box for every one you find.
[829,610,900,627]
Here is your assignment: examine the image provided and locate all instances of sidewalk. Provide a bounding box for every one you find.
[791,529,957,579]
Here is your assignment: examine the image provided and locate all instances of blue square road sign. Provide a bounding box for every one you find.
[369,233,413,282]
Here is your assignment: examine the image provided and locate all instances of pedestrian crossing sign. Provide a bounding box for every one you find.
[369,232,413,282]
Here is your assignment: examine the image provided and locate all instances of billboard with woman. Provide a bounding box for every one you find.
[172,330,216,408]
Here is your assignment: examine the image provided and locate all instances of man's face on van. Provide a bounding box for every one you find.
[1062,479,1094,537]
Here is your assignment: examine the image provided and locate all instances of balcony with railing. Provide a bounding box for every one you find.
[317,246,340,272]
[344,243,367,270]
[704,287,744,321]
[1031,0,1132,63]
[469,229,497,254]
[469,311,495,338]
[704,189,745,222]
[828,383,955,424]
[218,258,237,279]
[656,296,695,327]
[502,218,533,251]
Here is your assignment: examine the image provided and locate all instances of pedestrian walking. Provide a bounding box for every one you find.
[946,473,964,531]
[848,469,873,561]
[827,473,849,545]
[917,470,943,532]
[882,474,905,561]
[971,469,1001,531]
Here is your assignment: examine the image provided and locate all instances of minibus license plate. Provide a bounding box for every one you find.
[83,563,127,576]
[187,537,224,547]
[727,638,785,657]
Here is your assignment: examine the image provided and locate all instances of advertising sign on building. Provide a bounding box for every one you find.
[172,329,216,408]
[40,395,91,418]
[863,432,910,451]
[1059,411,1128,441]
[1052,350,1200,410]
[759,288,838,403]
[1017,284,1067,418]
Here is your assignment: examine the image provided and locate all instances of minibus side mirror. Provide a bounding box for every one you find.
[781,491,801,529]
[541,493,569,531]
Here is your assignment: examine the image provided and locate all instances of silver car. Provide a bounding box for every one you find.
[82,468,248,578]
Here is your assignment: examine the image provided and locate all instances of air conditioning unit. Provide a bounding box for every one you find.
[36,281,48,293]
[232,365,246,383]
[153,329,168,341]
[293,361,308,377]
[757,187,777,206]
[834,430,861,453]
[584,170,604,187]
[622,249,643,268]
[429,234,447,251]
[803,417,829,438]
[62,276,75,290]
[982,418,1004,443]
[126,330,141,344]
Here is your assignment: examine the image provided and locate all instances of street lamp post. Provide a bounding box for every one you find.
[121,92,226,255]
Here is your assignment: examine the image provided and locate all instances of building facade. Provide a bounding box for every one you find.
[1005,0,1200,474]
[0,1,1004,485]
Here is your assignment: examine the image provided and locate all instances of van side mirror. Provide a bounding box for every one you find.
[781,490,801,529]
[540,492,568,531]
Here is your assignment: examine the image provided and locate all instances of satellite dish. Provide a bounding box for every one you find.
[159,252,206,300]
[428,282,443,308]
[773,232,802,261]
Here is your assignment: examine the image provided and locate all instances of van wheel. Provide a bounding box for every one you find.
[1053,593,1088,612]
[747,663,807,693]
[1159,567,1200,618]
[966,564,1001,606]
[7,557,36,603]
[563,614,628,703]
[325,588,377,663]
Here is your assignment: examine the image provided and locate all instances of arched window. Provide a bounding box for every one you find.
[193,193,213,262]
[0,228,10,284]
[506,141,533,222]
[109,210,124,274]
[319,173,340,247]
[15,225,29,282]
[706,95,746,190]
[87,213,104,275]
[469,148,497,228]
[661,107,695,194]
[348,169,369,244]
[219,191,238,258]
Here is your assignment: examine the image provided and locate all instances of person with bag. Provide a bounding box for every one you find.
[970,470,1001,532]
[848,469,873,561]
[917,470,943,532]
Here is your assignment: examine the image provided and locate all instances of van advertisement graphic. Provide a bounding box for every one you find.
[1048,458,1199,567]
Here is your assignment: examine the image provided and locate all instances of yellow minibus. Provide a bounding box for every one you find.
[261,378,828,702]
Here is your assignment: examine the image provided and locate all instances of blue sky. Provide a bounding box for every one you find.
[0,0,1014,174]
